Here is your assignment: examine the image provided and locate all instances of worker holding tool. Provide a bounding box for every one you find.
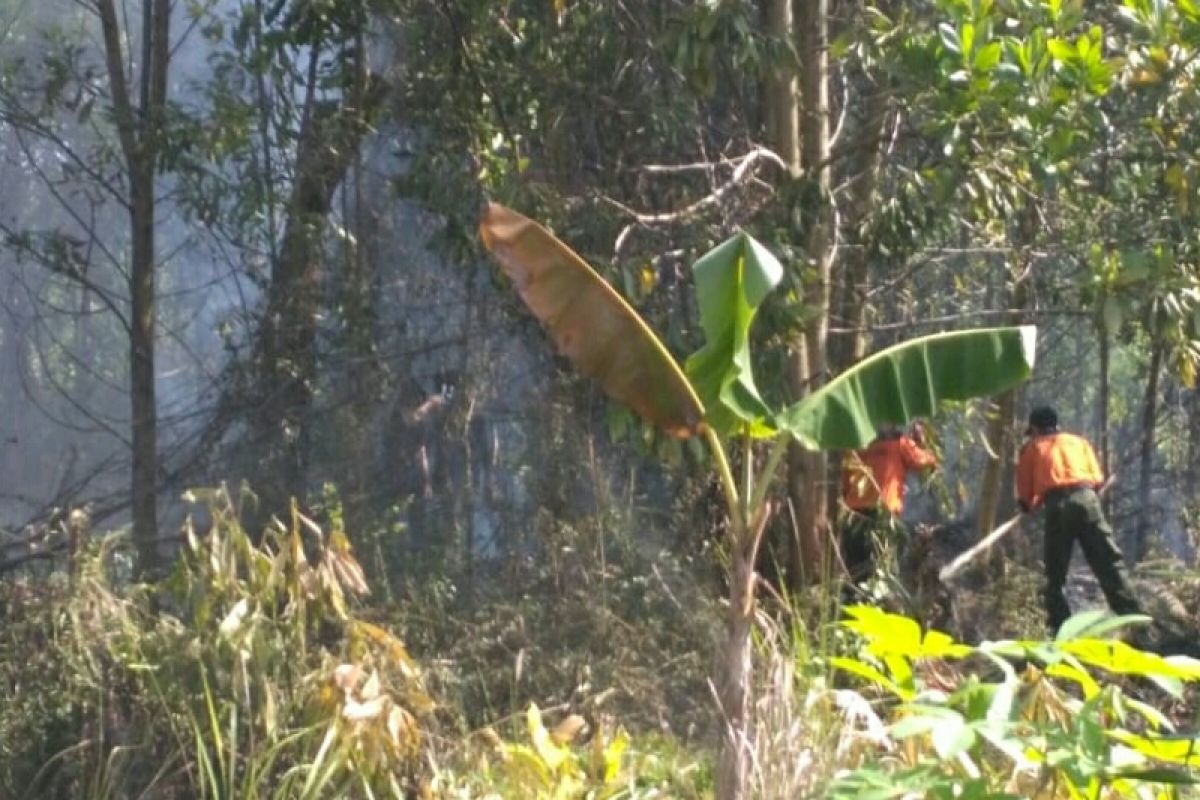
[840,420,938,595]
[1017,406,1143,635]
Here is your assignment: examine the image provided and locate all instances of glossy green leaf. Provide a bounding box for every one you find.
[779,326,1037,451]
[1047,37,1075,63]
[479,203,705,438]
[975,41,1002,72]
[684,232,783,438]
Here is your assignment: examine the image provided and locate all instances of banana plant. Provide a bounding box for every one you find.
[479,202,1037,800]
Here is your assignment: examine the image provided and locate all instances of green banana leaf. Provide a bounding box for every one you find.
[478,202,705,438]
[779,326,1037,451]
[684,232,783,438]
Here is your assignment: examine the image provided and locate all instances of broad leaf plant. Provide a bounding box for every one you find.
[479,202,1037,800]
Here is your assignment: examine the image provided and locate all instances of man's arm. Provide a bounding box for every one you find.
[1015,444,1035,512]
[900,435,937,471]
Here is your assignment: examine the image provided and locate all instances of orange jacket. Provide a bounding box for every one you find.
[1016,432,1103,510]
[842,435,937,515]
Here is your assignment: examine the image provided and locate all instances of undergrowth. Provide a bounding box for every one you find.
[4,485,1200,798]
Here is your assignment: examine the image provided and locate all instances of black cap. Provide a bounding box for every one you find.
[1026,406,1058,434]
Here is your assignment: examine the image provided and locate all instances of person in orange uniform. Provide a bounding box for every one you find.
[1016,405,1142,634]
[840,421,938,593]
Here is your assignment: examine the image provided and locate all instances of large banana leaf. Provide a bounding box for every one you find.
[684,232,783,438]
[478,202,705,437]
[779,326,1037,450]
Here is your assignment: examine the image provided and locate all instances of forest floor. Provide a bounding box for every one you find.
[915,518,1200,657]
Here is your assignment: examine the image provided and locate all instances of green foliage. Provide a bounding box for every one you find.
[433,704,710,799]
[829,606,1200,798]
[780,326,1038,451]
[684,231,783,439]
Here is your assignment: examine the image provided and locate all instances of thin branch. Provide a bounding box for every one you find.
[597,147,785,225]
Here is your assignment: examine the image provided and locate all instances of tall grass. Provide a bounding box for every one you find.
[0,486,431,799]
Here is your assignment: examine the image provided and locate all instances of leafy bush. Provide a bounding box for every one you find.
[431,702,711,799]
[828,606,1200,798]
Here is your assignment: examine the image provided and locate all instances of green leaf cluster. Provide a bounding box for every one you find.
[831,607,1200,799]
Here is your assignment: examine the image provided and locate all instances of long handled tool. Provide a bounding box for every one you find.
[938,513,1023,582]
[938,476,1114,583]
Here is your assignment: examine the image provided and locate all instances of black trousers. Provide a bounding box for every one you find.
[1042,486,1142,634]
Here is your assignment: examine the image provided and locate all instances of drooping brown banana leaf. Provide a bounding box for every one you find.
[779,326,1037,451]
[479,202,705,437]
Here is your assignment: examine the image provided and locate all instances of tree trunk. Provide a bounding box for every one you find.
[825,93,890,529]
[788,0,833,584]
[98,0,170,576]
[129,166,159,575]
[976,230,1031,538]
[715,544,756,800]
[254,61,386,518]
[1187,380,1200,502]
[976,391,1016,537]
[1099,314,1113,520]
[714,493,773,800]
[1134,333,1164,561]
[763,0,800,178]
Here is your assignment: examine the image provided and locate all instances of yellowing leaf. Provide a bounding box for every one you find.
[602,728,628,783]
[1045,662,1101,699]
[343,695,388,722]
[1109,730,1200,766]
[218,598,250,638]
[830,656,911,700]
[480,203,704,437]
[526,703,571,772]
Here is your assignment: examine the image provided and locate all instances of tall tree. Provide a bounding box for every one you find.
[787,0,835,583]
[176,0,388,520]
[97,0,170,572]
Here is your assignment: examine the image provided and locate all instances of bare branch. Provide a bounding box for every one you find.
[598,147,785,226]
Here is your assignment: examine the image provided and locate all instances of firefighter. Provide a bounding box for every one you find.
[1016,405,1143,635]
[839,420,938,594]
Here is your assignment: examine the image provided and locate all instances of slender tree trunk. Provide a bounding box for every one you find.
[788,0,833,584]
[976,391,1016,536]
[828,98,890,376]
[1187,383,1200,502]
[716,544,756,800]
[1134,333,1164,561]
[763,0,800,178]
[130,165,159,574]
[98,0,169,576]
[715,489,772,800]
[976,227,1031,537]
[1098,322,1112,478]
[825,94,890,525]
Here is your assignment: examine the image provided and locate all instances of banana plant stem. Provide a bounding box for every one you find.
[703,425,745,538]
